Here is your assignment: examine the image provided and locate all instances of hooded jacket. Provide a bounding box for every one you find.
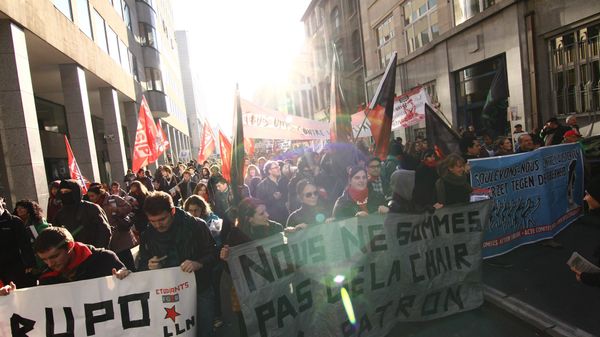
[52,180,112,249]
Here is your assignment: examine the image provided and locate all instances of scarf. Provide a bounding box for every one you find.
[39,242,92,280]
[348,187,369,213]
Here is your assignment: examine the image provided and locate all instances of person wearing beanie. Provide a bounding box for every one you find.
[571,176,600,287]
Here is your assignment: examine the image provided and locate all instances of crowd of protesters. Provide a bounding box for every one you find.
[1,113,599,337]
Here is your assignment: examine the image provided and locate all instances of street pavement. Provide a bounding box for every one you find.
[482,213,600,336]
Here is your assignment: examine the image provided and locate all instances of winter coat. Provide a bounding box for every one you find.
[256,177,289,225]
[53,180,112,249]
[435,173,472,205]
[38,245,124,285]
[138,208,216,291]
[0,211,36,288]
[286,204,330,227]
[97,193,135,253]
[332,187,387,220]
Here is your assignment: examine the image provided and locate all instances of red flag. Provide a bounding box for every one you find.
[64,135,90,193]
[367,52,397,160]
[132,96,160,173]
[218,130,232,182]
[243,137,255,157]
[198,119,216,163]
[155,119,170,157]
[329,54,353,143]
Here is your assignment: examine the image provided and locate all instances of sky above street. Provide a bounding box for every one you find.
[172,0,311,136]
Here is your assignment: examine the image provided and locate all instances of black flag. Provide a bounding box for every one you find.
[425,104,461,157]
[367,52,397,160]
[481,59,509,137]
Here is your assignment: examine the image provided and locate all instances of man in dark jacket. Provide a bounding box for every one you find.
[256,160,289,224]
[540,117,571,146]
[139,191,216,337]
[0,197,36,288]
[176,169,197,203]
[53,179,112,249]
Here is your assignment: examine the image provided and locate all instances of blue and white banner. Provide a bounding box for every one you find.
[469,143,584,258]
[0,268,196,337]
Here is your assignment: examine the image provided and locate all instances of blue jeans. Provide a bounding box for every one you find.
[197,286,215,337]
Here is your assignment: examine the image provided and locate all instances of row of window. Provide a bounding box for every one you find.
[550,24,600,115]
[305,0,357,37]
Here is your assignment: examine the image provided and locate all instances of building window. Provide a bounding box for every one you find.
[35,97,68,134]
[75,0,92,38]
[106,26,120,64]
[92,10,108,53]
[315,7,323,28]
[404,0,438,53]
[454,56,506,133]
[453,0,495,26]
[123,3,132,31]
[376,16,395,69]
[550,23,600,115]
[112,0,123,18]
[352,30,361,62]
[129,52,139,81]
[331,7,340,35]
[347,0,356,17]
[422,80,438,103]
[119,40,129,72]
[145,67,163,91]
[139,22,158,48]
[53,0,72,20]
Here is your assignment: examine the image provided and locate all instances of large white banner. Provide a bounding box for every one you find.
[0,268,196,337]
[228,201,491,337]
[241,99,331,140]
[391,86,431,130]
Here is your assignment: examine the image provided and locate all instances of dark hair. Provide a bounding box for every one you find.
[214,175,228,185]
[14,199,44,223]
[546,117,558,124]
[34,227,72,253]
[143,191,175,216]
[237,197,266,230]
[183,195,212,217]
[263,160,278,173]
[459,135,477,153]
[87,185,104,196]
[438,153,465,176]
[367,157,381,165]
[514,124,523,128]
[347,165,367,182]
[296,179,316,197]
[129,181,149,196]
[420,149,437,161]
[111,181,120,188]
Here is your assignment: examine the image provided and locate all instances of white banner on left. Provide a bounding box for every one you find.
[0,268,196,337]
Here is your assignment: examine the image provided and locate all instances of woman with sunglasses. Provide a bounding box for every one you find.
[286,179,333,230]
[333,166,389,220]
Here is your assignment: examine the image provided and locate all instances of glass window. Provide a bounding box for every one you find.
[35,97,68,134]
[76,0,92,38]
[352,30,361,61]
[139,22,158,48]
[113,0,123,18]
[376,16,395,69]
[123,3,132,31]
[106,26,120,64]
[53,0,72,20]
[145,67,163,92]
[454,0,495,26]
[92,10,108,53]
[129,52,139,81]
[404,0,438,53]
[119,40,129,71]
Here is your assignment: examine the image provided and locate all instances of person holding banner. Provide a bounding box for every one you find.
[139,191,217,337]
[221,197,285,337]
[413,149,443,211]
[435,154,473,206]
[494,136,514,156]
[35,226,129,285]
[332,166,389,220]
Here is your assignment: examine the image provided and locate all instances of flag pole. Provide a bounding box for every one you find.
[353,107,371,144]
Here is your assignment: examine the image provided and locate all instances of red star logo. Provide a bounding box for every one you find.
[164,305,180,323]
